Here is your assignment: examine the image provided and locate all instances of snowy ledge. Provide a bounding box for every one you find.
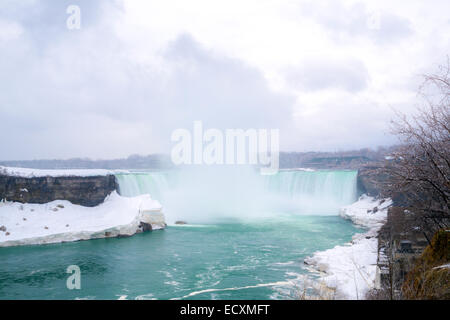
[0,191,165,247]
[279,168,315,172]
[0,166,130,178]
[304,195,392,300]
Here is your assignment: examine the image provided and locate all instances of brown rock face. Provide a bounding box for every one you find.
[357,164,387,197]
[0,174,116,207]
[357,164,408,205]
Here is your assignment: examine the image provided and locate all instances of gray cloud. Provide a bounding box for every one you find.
[287,57,369,92]
[160,34,295,130]
[2,0,442,160]
[0,0,114,50]
[291,99,395,152]
[0,7,296,160]
[300,1,413,44]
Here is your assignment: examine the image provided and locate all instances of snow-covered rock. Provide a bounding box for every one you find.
[139,197,165,230]
[305,195,392,299]
[0,191,165,247]
[339,194,392,230]
[0,166,123,207]
[0,166,128,178]
[279,168,315,172]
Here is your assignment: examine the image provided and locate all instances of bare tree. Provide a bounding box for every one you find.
[382,60,450,243]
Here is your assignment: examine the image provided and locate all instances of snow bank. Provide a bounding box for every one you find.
[339,195,392,231]
[0,166,129,178]
[433,263,450,270]
[0,191,165,247]
[305,195,392,299]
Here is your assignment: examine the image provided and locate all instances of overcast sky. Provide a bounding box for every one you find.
[0,0,449,160]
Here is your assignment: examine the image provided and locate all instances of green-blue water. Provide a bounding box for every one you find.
[0,169,362,299]
[0,216,361,300]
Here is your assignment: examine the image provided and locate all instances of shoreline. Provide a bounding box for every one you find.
[304,195,392,299]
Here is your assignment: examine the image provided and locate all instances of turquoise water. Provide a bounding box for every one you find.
[0,216,361,300]
[0,169,362,300]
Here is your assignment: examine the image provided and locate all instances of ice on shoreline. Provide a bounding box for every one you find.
[0,191,164,247]
[304,195,392,300]
[0,166,129,178]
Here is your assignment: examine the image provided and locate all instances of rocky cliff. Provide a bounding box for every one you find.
[0,174,116,207]
[357,164,386,197]
[357,164,408,206]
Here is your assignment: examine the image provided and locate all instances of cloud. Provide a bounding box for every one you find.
[0,0,448,160]
[0,19,23,41]
[300,1,413,44]
[0,0,114,49]
[287,57,369,92]
[290,94,395,151]
[0,7,296,159]
[160,34,295,130]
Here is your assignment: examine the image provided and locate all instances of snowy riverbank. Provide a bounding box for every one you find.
[0,191,165,247]
[304,195,392,299]
[0,166,129,177]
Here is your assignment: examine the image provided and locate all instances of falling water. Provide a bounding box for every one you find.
[115,168,358,223]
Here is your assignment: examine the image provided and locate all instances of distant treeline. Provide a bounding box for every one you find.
[0,146,399,170]
[279,146,398,169]
[0,154,174,170]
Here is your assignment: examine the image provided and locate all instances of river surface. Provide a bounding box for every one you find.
[0,169,362,299]
[0,216,361,299]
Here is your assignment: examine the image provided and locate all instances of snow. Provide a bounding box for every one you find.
[139,197,163,212]
[0,166,129,178]
[305,195,392,300]
[433,263,450,270]
[0,191,165,247]
[279,168,315,172]
[339,195,392,231]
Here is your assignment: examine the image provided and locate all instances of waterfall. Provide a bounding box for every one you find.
[264,170,358,214]
[115,171,171,201]
[115,168,358,223]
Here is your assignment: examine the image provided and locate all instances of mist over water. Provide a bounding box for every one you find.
[0,167,361,300]
[115,167,358,224]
